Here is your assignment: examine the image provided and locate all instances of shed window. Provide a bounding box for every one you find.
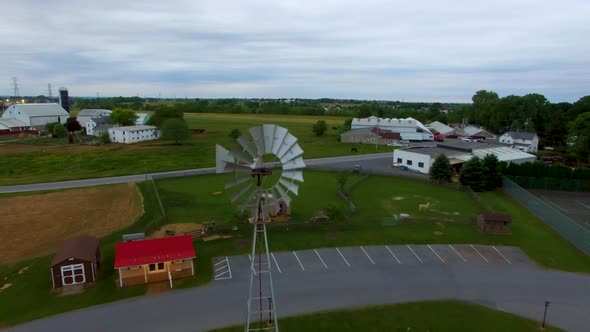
[61,264,85,285]
[418,162,424,168]
[407,160,412,166]
[148,262,165,272]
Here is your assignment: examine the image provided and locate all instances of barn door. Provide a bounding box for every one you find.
[61,264,86,285]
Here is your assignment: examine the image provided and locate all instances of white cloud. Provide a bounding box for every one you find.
[1,0,589,101]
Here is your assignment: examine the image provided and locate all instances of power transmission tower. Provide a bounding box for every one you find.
[48,83,53,101]
[10,77,20,101]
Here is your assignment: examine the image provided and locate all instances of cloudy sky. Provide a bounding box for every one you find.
[2,0,589,102]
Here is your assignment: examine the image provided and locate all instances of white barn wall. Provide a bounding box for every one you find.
[393,150,432,174]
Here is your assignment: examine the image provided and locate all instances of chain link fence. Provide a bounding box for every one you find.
[503,177,590,256]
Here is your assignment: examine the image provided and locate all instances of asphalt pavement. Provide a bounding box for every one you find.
[0,152,406,193]
[7,245,590,332]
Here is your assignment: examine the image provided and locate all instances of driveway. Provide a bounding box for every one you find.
[8,244,590,332]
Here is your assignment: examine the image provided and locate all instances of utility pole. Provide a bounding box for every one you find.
[47,83,53,101]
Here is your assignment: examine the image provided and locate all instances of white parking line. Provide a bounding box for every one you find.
[576,200,590,209]
[214,264,227,272]
[336,248,351,267]
[543,197,573,213]
[271,253,282,273]
[248,254,252,261]
[449,244,467,262]
[215,257,232,280]
[292,251,305,271]
[427,245,445,263]
[406,245,423,263]
[360,246,375,265]
[226,257,232,279]
[385,245,401,264]
[214,259,227,266]
[492,246,512,265]
[314,249,328,269]
[470,244,488,263]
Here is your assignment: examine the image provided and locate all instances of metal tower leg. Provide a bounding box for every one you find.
[246,222,278,332]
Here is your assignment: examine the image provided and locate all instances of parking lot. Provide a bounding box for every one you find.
[533,190,590,230]
[213,244,533,281]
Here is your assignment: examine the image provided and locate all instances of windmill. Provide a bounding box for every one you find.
[216,124,305,332]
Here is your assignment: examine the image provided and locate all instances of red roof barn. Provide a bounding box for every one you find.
[50,235,100,289]
[114,235,196,287]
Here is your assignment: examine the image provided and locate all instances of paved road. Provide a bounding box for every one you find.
[0,153,399,194]
[8,245,590,332]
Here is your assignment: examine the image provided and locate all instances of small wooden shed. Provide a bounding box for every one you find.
[476,213,512,233]
[50,235,100,289]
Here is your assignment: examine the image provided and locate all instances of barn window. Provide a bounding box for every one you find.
[407,160,413,165]
[418,162,424,168]
[397,158,402,163]
[149,262,166,272]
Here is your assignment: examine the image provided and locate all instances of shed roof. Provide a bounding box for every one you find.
[479,213,512,222]
[94,123,115,131]
[78,109,112,117]
[427,121,454,135]
[0,118,29,128]
[114,235,196,268]
[90,117,111,125]
[51,235,99,267]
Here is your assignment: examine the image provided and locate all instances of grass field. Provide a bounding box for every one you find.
[0,113,390,185]
[210,300,564,332]
[2,171,590,327]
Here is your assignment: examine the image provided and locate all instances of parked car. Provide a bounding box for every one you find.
[352,164,362,173]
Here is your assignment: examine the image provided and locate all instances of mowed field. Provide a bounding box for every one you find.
[0,183,142,263]
[0,113,391,186]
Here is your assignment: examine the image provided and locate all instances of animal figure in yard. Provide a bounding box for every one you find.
[418,202,430,211]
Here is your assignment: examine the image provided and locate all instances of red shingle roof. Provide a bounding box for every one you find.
[114,235,196,268]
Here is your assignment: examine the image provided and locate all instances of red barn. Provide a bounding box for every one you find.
[114,235,196,287]
[50,235,100,289]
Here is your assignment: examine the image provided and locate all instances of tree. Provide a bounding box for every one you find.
[343,118,353,130]
[51,123,68,138]
[482,154,503,190]
[65,117,82,132]
[430,154,453,182]
[99,131,110,144]
[161,118,190,144]
[459,157,485,192]
[312,120,328,136]
[148,107,184,126]
[229,128,242,140]
[110,108,138,126]
[45,122,58,135]
[568,112,590,162]
[337,172,349,192]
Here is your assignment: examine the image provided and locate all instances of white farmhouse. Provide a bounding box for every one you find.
[109,125,159,144]
[2,103,69,127]
[393,141,536,174]
[86,117,113,136]
[77,109,112,128]
[498,132,539,153]
[351,116,433,141]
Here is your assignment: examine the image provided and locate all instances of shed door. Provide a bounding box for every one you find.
[61,264,86,285]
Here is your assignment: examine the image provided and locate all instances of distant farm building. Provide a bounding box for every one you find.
[476,213,512,233]
[427,121,456,136]
[340,127,401,145]
[351,116,433,141]
[0,118,37,136]
[109,125,160,144]
[50,235,100,289]
[135,113,151,125]
[498,131,539,153]
[77,109,112,129]
[114,235,196,287]
[393,141,536,174]
[2,103,69,127]
[85,117,112,136]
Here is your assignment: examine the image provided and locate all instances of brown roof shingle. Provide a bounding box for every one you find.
[51,235,99,266]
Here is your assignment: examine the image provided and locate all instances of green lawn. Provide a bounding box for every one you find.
[210,300,564,332]
[2,171,590,327]
[0,113,390,185]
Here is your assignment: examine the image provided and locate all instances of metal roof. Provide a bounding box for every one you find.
[78,109,112,117]
[110,125,158,132]
[427,121,454,135]
[114,235,196,268]
[0,118,29,128]
[7,103,69,117]
[505,131,536,141]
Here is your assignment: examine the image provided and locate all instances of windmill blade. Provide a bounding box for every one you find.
[249,126,265,157]
[238,190,257,212]
[279,178,299,196]
[281,170,304,182]
[263,124,276,154]
[275,183,292,207]
[279,143,304,164]
[283,156,306,170]
[229,147,254,165]
[237,136,259,159]
[271,126,288,155]
[230,182,254,203]
[225,174,251,190]
[276,133,297,159]
[225,162,252,174]
[216,144,235,174]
